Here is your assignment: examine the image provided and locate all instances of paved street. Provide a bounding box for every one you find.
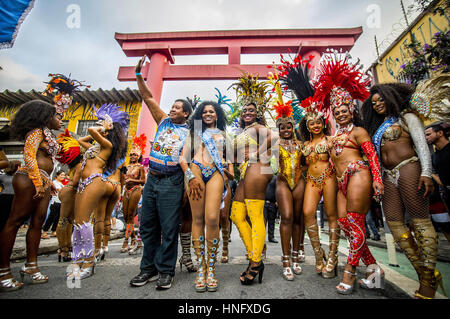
[2,222,449,300]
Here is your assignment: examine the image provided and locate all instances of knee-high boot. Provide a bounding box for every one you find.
[230,201,253,261]
[245,199,266,263]
[206,238,220,292]
[322,226,340,278]
[179,232,197,272]
[221,224,230,263]
[192,236,207,292]
[412,218,446,298]
[306,223,326,274]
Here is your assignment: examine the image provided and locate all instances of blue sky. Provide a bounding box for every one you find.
[0,0,419,112]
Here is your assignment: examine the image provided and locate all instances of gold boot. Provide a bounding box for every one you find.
[387,221,421,274]
[192,236,207,292]
[307,223,326,274]
[206,238,220,292]
[322,227,340,278]
[412,218,446,299]
[221,226,230,263]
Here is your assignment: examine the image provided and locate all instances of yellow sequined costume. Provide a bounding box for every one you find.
[231,124,266,263]
[278,143,303,190]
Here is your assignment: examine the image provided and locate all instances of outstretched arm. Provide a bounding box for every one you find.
[135,56,167,124]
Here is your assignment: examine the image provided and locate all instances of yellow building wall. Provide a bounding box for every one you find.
[375,3,449,83]
[0,101,142,161]
[63,101,142,159]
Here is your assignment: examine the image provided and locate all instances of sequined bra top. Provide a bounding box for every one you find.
[381,120,408,146]
[302,138,329,165]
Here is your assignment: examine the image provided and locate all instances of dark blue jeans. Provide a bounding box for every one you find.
[139,172,184,276]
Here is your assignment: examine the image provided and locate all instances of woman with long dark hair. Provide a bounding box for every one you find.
[180,101,232,292]
[314,52,384,295]
[278,54,339,278]
[68,104,128,280]
[0,100,62,291]
[229,74,275,285]
[55,130,83,262]
[361,82,444,299]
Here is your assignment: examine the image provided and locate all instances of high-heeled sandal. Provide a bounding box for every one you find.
[241,261,264,285]
[221,228,230,263]
[19,262,48,284]
[281,256,294,281]
[179,234,197,273]
[102,246,109,260]
[192,237,207,292]
[0,268,24,292]
[59,247,72,262]
[95,248,104,262]
[359,264,385,290]
[307,224,326,274]
[80,257,96,280]
[120,238,129,253]
[206,238,220,292]
[297,246,306,263]
[336,270,357,295]
[291,251,303,275]
[322,227,340,279]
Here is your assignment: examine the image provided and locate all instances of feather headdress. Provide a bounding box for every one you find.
[266,72,296,129]
[130,133,147,157]
[229,72,270,119]
[277,53,324,123]
[313,49,371,119]
[93,103,129,133]
[410,73,450,122]
[43,73,89,116]
[56,129,81,165]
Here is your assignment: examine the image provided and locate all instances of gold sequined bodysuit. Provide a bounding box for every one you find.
[278,141,303,190]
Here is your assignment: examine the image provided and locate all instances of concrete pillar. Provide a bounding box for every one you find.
[136,52,169,156]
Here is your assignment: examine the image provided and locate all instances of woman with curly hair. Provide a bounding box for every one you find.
[180,101,232,292]
[68,104,128,280]
[361,81,444,299]
[0,100,62,291]
[314,52,385,295]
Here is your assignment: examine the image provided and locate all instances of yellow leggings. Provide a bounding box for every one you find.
[230,199,266,263]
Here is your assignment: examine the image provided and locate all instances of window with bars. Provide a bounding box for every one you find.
[76,120,96,137]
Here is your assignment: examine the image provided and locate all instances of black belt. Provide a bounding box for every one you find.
[265,200,276,205]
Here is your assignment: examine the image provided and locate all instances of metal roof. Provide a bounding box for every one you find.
[0,88,142,107]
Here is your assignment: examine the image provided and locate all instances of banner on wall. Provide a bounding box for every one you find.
[0,0,35,49]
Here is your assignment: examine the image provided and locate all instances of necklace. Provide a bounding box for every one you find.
[280,138,300,154]
[332,124,354,156]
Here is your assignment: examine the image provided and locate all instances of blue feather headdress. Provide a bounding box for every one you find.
[93,103,129,133]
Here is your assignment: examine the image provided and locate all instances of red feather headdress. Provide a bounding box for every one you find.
[313,50,371,119]
[130,133,147,157]
[56,129,81,165]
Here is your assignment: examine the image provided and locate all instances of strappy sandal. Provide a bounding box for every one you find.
[281,256,294,281]
[19,262,48,284]
[336,270,356,295]
[0,268,24,292]
[359,264,385,290]
[291,251,303,275]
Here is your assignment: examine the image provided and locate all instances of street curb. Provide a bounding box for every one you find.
[11,231,125,261]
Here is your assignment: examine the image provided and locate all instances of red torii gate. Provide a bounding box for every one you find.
[115,28,363,155]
